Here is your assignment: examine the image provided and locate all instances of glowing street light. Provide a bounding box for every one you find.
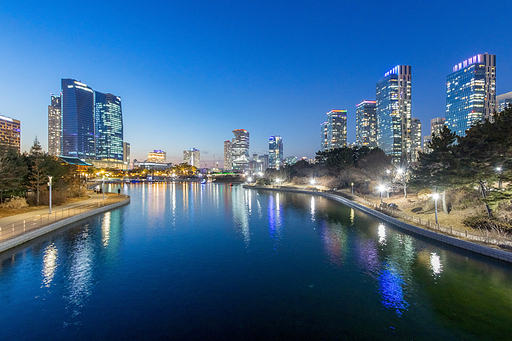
[47,176,53,214]
[496,167,503,189]
[310,178,316,185]
[102,176,105,201]
[433,193,440,224]
[378,185,386,203]
[351,182,354,195]
[275,178,282,185]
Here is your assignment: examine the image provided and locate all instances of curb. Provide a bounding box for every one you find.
[0,197,130,254]
[247,186,512,264]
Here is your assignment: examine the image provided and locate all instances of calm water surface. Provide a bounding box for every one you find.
[1,183,512,340]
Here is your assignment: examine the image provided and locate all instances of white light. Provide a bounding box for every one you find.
[247,177,253,182]
[378,185,386,192]
[276,178,282,183]
[310,179,316,185]
[432,193,440,200]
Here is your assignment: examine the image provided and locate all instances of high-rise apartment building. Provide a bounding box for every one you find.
[48,95,61,156]
[376,65,412,163]
[320,110,347,151]
[223,140,232,170]
[356,100,377,148]
[147,150,166,163]
[123,142,131,169]
[0,114,20,152]
[183,148,200,168]
[231,129,249,171]
[445,53,496,136]
[269,135,283,169]
[430,117,445,137]
[497,91,512,113]
[61,79,95,160]
[94,92,123,168]
[410,118,422,162]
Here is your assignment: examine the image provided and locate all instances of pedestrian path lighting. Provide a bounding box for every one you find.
[275,178,282,185]
[47,176,53,214]
[102,176,105,201]
[310,178,316,185]
[433,193,440,224]
[351,182,354,195]
[496,167,503,189]
[378,185,386,203]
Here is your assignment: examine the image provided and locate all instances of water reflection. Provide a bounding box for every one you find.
[42,243,58,288]
[378,223,386,245]
[379,264,409,316]
[232,186,250,246]
[101,212,111,247]
[268,193,283,249]
[430,252,443,277]
[319,220,348,266]
[310,196,315,221]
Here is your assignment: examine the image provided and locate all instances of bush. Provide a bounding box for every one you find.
[451,188,480,210]
[463,216,512,233]
[0,196,29,209]
[256,178,270,186]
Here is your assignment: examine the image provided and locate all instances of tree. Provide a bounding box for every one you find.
[0,145,28,201]
[27,138,48,206]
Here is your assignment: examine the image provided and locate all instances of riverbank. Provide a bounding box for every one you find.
[246,185,512,263]
[0,192,130,253]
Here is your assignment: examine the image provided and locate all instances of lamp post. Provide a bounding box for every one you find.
[397,168,407,198]
[433,193,439,224]
[102,176,105,201]
[351,182,354,195]
[378,185,386,203]
[48,176,53,214]
[310,178,316,185]
[496,167,503,189]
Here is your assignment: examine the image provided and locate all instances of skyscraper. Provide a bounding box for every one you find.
[497,91,512,113]
[94,91,123,168]
[231,129,249,171]
[430,117,445,137]
[445,53,496,136]
[410,118,422,162]
[269,135,283,169]
[61,79,95,160]
[123,142,131,169]
[356,100,377,148]
[223,140,232,170]
[376,65,412,163]
[147,150,166,163]
[183,148,200,168]
[48,94,61,156]
[320,110,347,151]
[0,114,20,152]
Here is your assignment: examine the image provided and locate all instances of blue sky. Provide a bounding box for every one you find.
[1,0,511,166]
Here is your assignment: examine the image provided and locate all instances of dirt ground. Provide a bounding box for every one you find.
[0,194,91,219]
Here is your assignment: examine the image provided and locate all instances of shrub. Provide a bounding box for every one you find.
[451,188,480,211]
[463,216,512,233]
[256,178,270,186]
[0,196,29,209]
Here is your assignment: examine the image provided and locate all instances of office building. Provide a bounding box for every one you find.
[410,118,422,162]
[183,148,200,168]
[376,65,412,163]
[61,79,95,160]
[147,150,166,163]
[423,135,432,153]
[430,117,445,137]
[445,53,496,136]
[48,95,61,156]
[0,114,21,151]
[231,129,250,171]
[123,142,131,169]
[320,110,347,151]
[269,135,283,169]
[94,91,124,168]
[355,100,377,148]
[497,91,512,113]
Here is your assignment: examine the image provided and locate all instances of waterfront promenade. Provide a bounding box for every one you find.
[0,192,130,253]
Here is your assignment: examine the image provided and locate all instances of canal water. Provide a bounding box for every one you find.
[1,183,512,340]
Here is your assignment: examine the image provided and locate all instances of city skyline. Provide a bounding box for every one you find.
[1,1,512,164]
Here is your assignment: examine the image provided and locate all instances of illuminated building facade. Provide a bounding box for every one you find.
[356,100,377,148]
[147,150,166,163]
[321,110,347,151]
[94,91,123,168]
[183,148,200,168]
[376,65,412,163]
[430,117,445,137]
[497,91,512,113]
[231,129,249,171]
[445,53,496,137]
[410,118,422,162]
[48,95,61,156]
[269,135,283,169]
[0,114,21,151]
[123,142,131,169]
[61,79,95,160]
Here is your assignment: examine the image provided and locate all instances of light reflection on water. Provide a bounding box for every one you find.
[0,183,511,340]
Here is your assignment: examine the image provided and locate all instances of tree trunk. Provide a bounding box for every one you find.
[442,191,448,214]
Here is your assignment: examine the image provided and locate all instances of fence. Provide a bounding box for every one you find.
[0,195,128,243]
[355,195,512,249]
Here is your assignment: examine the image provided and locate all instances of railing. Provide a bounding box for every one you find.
[0,195,128,243]
[354,195,512,248]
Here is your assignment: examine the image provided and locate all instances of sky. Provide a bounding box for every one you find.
[1,0,511,166]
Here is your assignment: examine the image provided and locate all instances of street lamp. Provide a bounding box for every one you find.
[47,176,53,214]
[433,193,439,224]
[102,176,105,201]
[496,167,503,189]
[397,168,407,198]
[275,178,282,185]
[378,185,386,203]
[351,182,354,195]
[310,178,316,185]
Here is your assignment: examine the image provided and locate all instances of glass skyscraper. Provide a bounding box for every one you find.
[376,65,412,163]
[497,91,512,113]
[231,129,250,171]
[355,100,377,148]
[410,117,422,162]
[445,53,496,137]
[94,91,123,166]
[48,94,61,156]
[269,135,283,169]
[320,110,347,151]
[61,79,95,160]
